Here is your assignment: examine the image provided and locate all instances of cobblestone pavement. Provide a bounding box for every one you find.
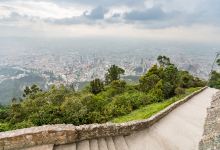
[199,90,220,150]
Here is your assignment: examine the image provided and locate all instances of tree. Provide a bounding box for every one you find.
[217,58,220,66]
[157,55,171,67]
[90,78,104,94]
[139,74,160,92]
[105,65,125,84]
[209,71,220,89]
[162,81,175,98]
[23,86,31,97]
[30,84,42,93]
[23,84,42,97]
[11,97,17,103]
[163,64,178,85]
[139,64,161,92]
[178,71,194,88]
[110,80,126,93]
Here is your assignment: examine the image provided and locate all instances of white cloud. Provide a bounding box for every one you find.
[0,0,90,19]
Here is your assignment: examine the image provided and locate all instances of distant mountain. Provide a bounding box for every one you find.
[0,66,47,105]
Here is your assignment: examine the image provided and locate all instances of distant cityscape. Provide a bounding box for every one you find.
[0,40,217,105]
[0,48,214,83]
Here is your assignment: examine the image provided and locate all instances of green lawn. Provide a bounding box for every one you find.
[112,87,202,123]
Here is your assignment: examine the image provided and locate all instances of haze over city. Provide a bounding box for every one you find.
[0,0,219,104]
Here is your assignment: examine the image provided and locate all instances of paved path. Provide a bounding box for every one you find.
[25,88,218,150]
[125,88,218,150]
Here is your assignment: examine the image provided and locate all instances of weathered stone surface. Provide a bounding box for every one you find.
[199,91,220,150]
[0,87,207,150]
[0,124,77,150]
[22,144,54,150]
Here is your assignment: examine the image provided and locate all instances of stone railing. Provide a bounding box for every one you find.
[199,90,220,150]
[0,87,207,150]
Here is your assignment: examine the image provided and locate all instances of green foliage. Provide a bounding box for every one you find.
[0,106,9,122]
[140,58,205,100]
[0,123,10,132]
[147,82,164,102]
[90,78,104,94]
[14,120,34,130]
[23,84,42,97]
[209,71,220,89]
[110,80,126,92]
[1,56,205,131]
[217,59,220,66]
[207,58,220,89]
[139,74,160,92]
[162,81,175,98]
[112,87,200,123]
[157,55,172,67]
[61,97,87,125]
[175,87,185,95]
[105,65,125,84]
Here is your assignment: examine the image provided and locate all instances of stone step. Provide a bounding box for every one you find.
[113,136,129,150]
[77,140,90,150]
[98,138,108,150]
[106,137,116,150]
[54,143,76,150]
[22,144,54,150]
[90,139,99,150]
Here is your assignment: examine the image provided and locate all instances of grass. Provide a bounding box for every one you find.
[112,87,202,123]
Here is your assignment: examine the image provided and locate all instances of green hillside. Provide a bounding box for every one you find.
[0,56,206,131]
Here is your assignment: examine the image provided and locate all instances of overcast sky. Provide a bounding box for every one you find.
[0,0,220,43]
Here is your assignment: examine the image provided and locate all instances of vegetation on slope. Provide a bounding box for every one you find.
[0,56,206,132]
[209,58,220,89]
[112,87,200,123]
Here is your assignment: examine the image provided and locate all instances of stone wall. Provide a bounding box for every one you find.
[199,90,220,150]
[0,87,207,150]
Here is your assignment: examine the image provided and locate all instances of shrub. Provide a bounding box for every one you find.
[14,120,34,130]
[61,97,88,125]
[90,78,104,94]
[161,81,175,98]
[175,87,185,95]
[105,95,133,117]
[0,123,10,132]
[139,74,160,92]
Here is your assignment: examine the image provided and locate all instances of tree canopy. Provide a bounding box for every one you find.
[105,65,125,84]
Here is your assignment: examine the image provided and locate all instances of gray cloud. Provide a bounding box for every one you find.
[48,6,108,25]
[124,7,167,21]
[84,6,107,20]
[1,0,220,29]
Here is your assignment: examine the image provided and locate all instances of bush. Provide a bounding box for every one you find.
[105,95,133,117]
[90,78,104,94]
[0,107,9,121]
[110,80,126,92]
[175,87,185,95]
[61,97,88,125]
[0,123,10,132]
[14,120,34,130]
[144,92,161,104]
[139,74,160,92]
[162,81,175,98]
[209,71,220,89]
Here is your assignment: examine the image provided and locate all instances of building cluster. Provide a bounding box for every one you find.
[0,49,211,87]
